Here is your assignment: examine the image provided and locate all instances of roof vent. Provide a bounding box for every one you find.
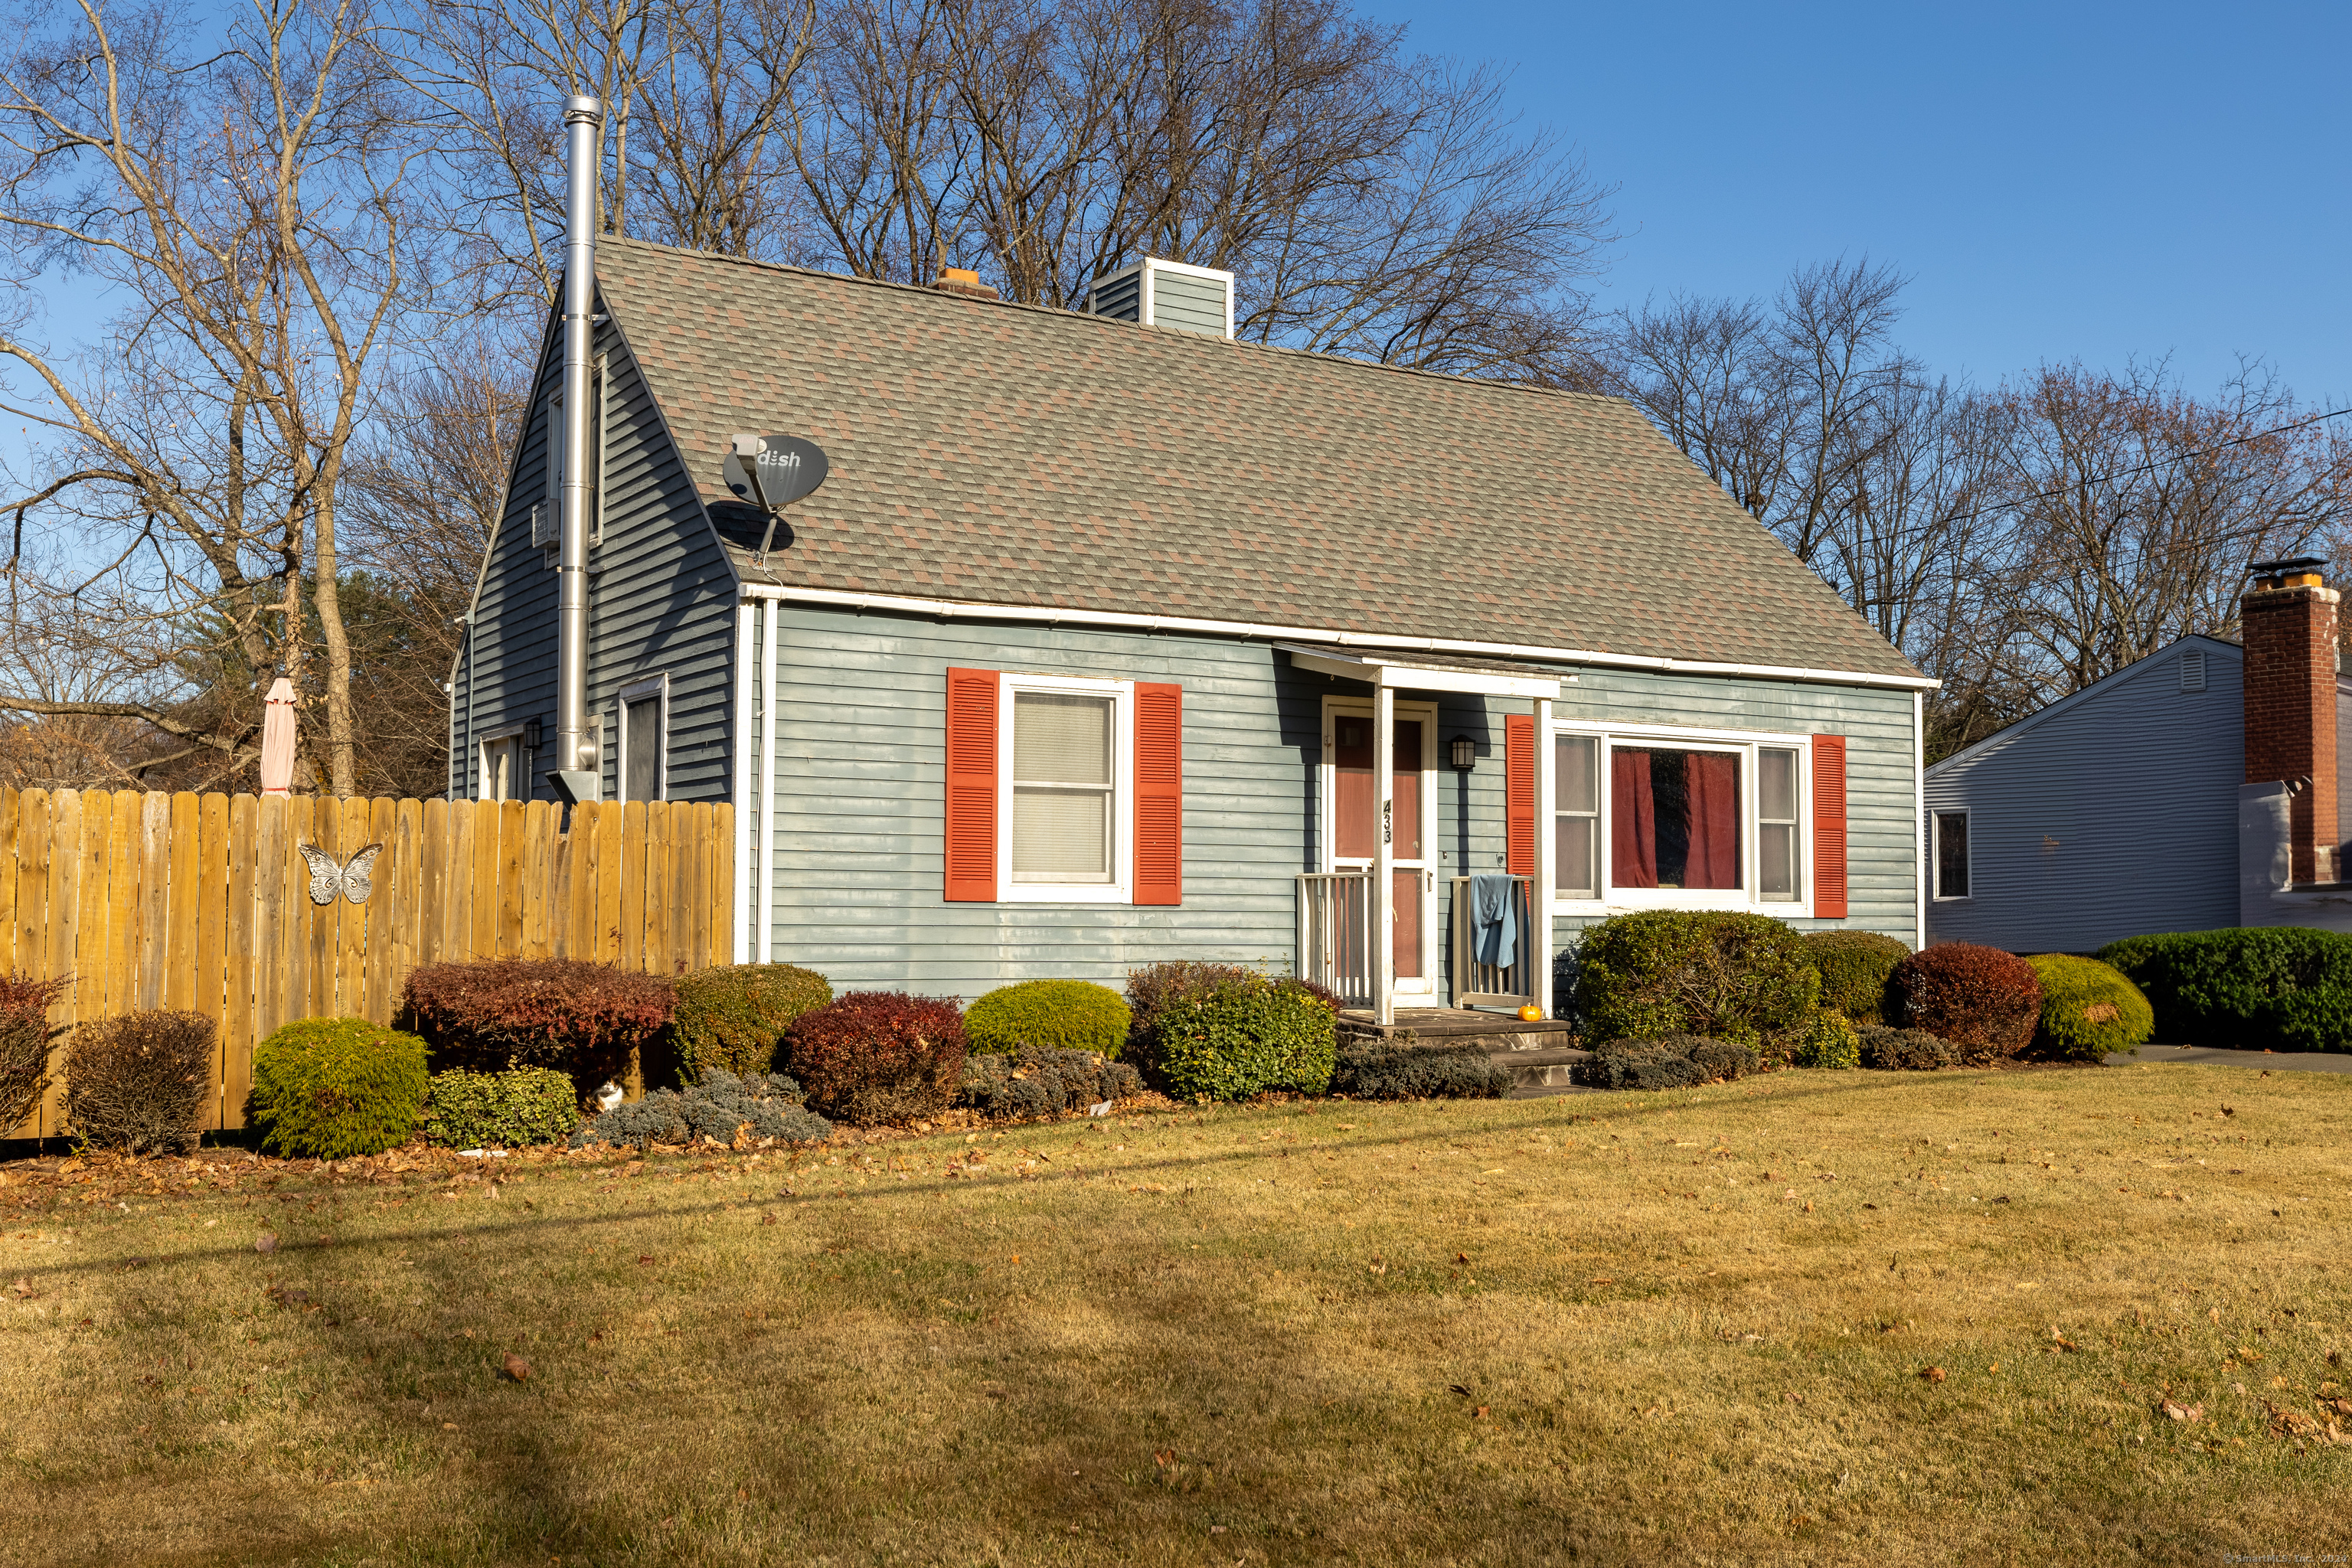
[2180,648,2206,692]
[1085,256,1234,339]
[933,267,999,301]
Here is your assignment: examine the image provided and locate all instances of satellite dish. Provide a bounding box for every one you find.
[722,434,828,511]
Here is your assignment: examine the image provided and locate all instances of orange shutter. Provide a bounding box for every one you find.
[1812,734,1847,919]
[943,668,999,901]
[1504,714,1536,876]
[1133,682,1183,904]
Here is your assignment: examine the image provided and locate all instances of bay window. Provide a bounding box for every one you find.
[1551,724,1815,910]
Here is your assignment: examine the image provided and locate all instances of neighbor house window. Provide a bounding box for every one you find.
[616,676,667,802]
[479,730,524,802]
[1933,809,1970,900]
[996,675,1134,901]
[1550,725,1816,910]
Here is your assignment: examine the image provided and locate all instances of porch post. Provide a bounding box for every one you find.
[1374,683,1396,1027]
[1533,694,1556,1013]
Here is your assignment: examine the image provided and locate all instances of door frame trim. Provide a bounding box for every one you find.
[1320,696,1440,995]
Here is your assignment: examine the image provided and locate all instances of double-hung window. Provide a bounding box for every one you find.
[1932,810,1970,900]
[1000,675,1134,901]
[1550,724,1818,912]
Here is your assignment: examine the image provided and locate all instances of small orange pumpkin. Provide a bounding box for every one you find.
[1517,1004,1544,1023]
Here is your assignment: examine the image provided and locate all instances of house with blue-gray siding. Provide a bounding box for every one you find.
[452,236,1935,1021]
[1926,562,2352,956]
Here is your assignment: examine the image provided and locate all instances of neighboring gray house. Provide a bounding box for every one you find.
[1925,563,2352,955]
[452,236,1935,1018]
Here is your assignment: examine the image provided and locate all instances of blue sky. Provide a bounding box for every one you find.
[1363,0,2352,404]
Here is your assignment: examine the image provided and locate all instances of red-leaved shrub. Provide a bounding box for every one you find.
[402,959,674,1082]
[1891,943,2043,1062]
[0,973,70,1135]
[784,991,966,1126]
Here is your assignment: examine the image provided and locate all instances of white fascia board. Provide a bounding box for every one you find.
[738,583,1941,693]
[1278,644,1562,698]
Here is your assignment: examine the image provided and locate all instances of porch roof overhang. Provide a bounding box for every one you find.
[1276,643,1565,699]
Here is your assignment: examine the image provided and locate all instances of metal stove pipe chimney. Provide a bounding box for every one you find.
[551,93,603,805]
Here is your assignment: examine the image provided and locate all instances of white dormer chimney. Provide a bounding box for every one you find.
[1085,256,1234,339]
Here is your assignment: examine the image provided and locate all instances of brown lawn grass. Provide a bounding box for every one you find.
[2,1061,2350,1566]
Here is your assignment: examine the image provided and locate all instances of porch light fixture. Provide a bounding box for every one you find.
[524,717,543,752]
[1450,733,1476,771]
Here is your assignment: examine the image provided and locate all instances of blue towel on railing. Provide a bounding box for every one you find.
[1470,874,1518,969]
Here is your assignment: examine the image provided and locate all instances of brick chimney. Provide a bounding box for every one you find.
[932,266,999,301]
[2243,557,2340,885]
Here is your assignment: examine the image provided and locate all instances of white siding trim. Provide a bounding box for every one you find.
[737,583,1938,692]
[757,597,779,963]
[733,603,754,963]
[1913,689,1927,949]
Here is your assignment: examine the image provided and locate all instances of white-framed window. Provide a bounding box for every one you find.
[1932,809,1971,900]
[616,675,668,802]
[1550,720,1812,913]
[998,673,1135,902]
[538,359,606,560]
[479,724,528,802]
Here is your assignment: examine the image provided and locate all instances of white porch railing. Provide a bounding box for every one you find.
[1449,874,1537,1010]
[1295,871,1374,1008]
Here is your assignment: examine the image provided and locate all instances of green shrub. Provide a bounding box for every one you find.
[64,1010,215,1155]
[1584,1034,1757,1091]
[960,1047,1142,1119]
[571,1070,831,1149]
[671,964,833,1081]
[1802,931,1910,1026]
[1788,1009,1861,1070]
[965,979,1131,1059]
[2024,955,2153,1062]
[1573,911,1821,1049]
[0,974,70,1136]
[2098,928,2352,1051]
[786,992,967,1126]
[1859,1026,1957,1071]
[1152,974,1337,1102]
[1331,1039,1511,1100]
[423,1067,582,1149]
[1890,943,2043,1062]
[1125,960,1259,1055]
[249,1018,430,1159]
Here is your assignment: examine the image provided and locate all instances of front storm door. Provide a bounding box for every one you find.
[1327,701,1438,996]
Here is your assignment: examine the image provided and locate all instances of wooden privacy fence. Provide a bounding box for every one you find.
[0,788,735,1139]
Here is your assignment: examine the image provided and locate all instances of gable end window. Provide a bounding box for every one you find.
[616,675,668,802]
[1932,809,1971,900]
[942,668,1181,904]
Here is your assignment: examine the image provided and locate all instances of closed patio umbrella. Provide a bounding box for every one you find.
[259,678,298,797]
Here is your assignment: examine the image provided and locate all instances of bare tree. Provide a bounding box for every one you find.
[0,0,413,795]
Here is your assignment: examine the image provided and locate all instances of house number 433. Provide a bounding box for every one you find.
[1382,799,1392,844]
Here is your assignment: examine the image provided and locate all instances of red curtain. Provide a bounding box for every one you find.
[1611,750,1656,888]
[1685,753,1740,889]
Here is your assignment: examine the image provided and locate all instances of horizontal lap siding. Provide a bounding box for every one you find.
[763,615,1919,1002]
[1150,271,1228,337]
[455,324,564,801]
[588,325,737,804]
[454,312,737,805]
[1542,668,1920,946]
[768,610,1318,998]
[1926,645,2239,953]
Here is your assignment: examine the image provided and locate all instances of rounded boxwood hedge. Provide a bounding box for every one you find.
[1573,910,1820,1047]
[2098,927,2352,1051]
[423,1067,582,1149]
[1788,1008,1861,1070]
[250,1018,430,1158]
[1152,975,1336,1102]
[965,978,1131,1059]
[2024,954,2153,1061]
[1802,930,1910,1027]
[671,963,834,1081]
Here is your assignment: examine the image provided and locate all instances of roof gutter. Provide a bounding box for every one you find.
[736,582,1941,692]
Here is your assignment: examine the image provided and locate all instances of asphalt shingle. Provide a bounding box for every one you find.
[595,237,1922,681]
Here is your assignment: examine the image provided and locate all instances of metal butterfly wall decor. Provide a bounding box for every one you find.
[299,841,384,906]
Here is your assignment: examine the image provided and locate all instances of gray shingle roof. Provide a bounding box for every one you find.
[596,237,1922,681]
